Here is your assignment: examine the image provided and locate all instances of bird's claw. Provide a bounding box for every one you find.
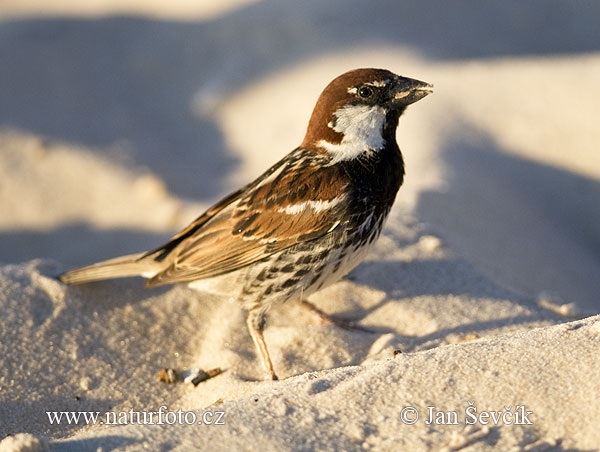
[298,300,372,333]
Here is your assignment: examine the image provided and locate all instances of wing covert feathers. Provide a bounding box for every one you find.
[145,150,348,287]
[61,149,348,288]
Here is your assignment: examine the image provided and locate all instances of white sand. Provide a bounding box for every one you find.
[1,1,599,451]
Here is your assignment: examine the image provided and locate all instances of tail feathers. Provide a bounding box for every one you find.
[59,253,160,285]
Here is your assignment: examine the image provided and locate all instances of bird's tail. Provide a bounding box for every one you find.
[59,253,160,285]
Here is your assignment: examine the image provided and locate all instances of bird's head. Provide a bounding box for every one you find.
[302,68,433,161]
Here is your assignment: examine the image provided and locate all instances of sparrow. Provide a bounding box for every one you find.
[60,68,433,380]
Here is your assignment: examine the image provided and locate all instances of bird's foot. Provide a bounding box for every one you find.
[264,371,279,381]
[298,300,371,332]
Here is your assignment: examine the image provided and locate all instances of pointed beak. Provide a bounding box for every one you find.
[389,77,434,107]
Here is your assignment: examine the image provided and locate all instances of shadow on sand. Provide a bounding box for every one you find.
[1,0,599,198]
[416,128,600,313]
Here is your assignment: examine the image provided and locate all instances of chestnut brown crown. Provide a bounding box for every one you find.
[301,68,433,150]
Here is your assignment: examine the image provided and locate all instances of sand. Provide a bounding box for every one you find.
[1,1,599,451]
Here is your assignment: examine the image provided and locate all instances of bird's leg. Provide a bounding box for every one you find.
[298,299,370,332]
[246,309,278,381]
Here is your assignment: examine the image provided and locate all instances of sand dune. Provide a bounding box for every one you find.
[1,1,599,450]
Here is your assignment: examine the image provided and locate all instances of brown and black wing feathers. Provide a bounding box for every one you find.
[145,150,348,287]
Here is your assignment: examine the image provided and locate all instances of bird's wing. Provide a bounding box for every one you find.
[145,150,349,287]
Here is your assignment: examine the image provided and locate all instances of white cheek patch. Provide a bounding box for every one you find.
[319,104,387,163]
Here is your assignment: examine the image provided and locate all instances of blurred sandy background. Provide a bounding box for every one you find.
[1,0,599,312]
[1,1,599,451]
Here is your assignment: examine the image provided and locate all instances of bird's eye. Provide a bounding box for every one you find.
[358,86,373,98]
